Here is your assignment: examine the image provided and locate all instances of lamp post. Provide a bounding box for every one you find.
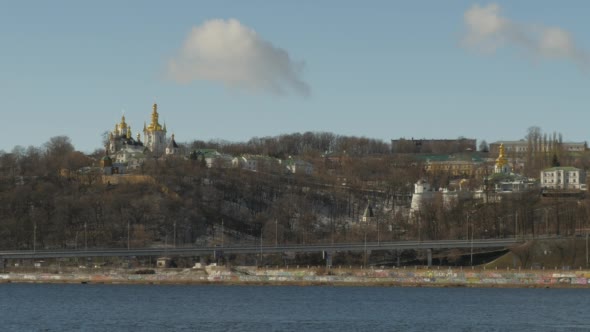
[30,203,36,253]
[364,223,368,268]
[466,212,473,266]
[33,221,37,254]
[127,220,130,250]
[376,218,381,245]
[586,232,588,268]
[275,219,278,247]
[84,222,88,251]
[418,215,422,242]
[543,208,548,237]
[515,211,518,240]
[259,229,263,267]
[470,217,474,266]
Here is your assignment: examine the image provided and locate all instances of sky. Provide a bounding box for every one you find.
[1,0,590,153]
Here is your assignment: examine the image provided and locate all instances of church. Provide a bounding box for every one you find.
[107,103,178,167]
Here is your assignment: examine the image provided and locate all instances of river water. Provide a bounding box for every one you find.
[0,284,588,331]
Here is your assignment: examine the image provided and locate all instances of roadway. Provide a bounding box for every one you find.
[0,238,522,259]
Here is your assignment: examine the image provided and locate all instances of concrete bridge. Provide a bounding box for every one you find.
[0,238,522,267]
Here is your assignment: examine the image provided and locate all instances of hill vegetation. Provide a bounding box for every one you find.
[1,132,590,268]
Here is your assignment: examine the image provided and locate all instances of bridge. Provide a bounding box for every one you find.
[0,238,522,261]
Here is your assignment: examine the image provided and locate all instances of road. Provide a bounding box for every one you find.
[0,238,522,259]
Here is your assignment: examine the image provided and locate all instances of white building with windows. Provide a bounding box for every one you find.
[541,167,586,190]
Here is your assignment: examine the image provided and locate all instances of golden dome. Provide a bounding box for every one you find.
[120,115,128,129]
[496,144,507,168]
[145,103,163,132]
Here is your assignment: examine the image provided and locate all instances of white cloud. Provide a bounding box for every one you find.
[464,3,505,51]
[167,19,310,96]
[463,3,590,70]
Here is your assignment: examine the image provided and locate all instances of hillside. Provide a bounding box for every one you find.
[486,238,589,269]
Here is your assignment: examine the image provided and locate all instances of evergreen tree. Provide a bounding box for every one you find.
[551,154,560,167]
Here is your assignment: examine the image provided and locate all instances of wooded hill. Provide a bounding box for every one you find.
[1,132,590,253]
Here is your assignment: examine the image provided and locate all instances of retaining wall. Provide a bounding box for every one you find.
[1,267,589,287]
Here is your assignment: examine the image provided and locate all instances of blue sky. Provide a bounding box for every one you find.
[1,1,589,153]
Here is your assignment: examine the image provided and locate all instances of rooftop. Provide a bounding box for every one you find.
[543,166,580,172]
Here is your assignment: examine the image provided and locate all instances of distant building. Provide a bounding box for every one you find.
[411,145,539,216]
[360,202,374,223]
[191,149,234,168]
[540,167,586,190]
[108,103,176,160]
[100,154,113,175]
[421,153,487,178]
[108,116,145,158]
[410,180,434,217]
[165,134,179,156]
[494,144,511,174]
[234,155,282,173]
[485,143,537,193]
[489,140,587,155]
[285,158,313,175]
[409,179,471,219]
[391,138,476,154]
[142,103,168,157]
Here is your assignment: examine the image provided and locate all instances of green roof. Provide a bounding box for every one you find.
[415,154,450,162]
[415,153,485,162]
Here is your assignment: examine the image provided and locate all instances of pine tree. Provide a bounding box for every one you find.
[551,154,560,167]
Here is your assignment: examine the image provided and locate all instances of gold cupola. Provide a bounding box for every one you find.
[120,115,128,130]
[145,103,163,132]
[495,143,507,168]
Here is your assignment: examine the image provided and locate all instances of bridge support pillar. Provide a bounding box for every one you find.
[324,251,333,268]
[427,249,432,267]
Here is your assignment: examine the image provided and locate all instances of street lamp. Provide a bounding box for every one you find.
[515,211,518,240]
[418,215,422,242]
[470,216,474,266]
[377,216,380,245]
[30,203,36,253]
[363,223,368,267]
[466,212,473,266]
[33,221,37,253]
[259,228,263,267]
[586,232,588,268]
[84,221,88,251]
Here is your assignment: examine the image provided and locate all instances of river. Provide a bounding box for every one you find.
[0,284,588,331]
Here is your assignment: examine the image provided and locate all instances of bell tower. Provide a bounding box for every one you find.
[143,103,167,156]
[494,144,511,174]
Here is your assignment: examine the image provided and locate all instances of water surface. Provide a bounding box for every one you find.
[1,284,588,331]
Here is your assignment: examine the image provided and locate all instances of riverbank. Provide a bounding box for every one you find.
[1,265,590,288]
